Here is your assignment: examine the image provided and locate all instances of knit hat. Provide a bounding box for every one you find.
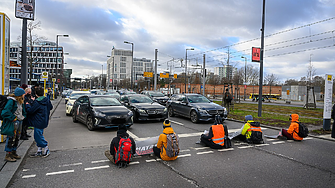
[163,119,171,128]
[21,84,28,90]
[14,87,25,97]
[118,124,127,131]
[245,115,253,121]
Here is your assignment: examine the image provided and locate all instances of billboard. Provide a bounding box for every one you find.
[252,47,260,62]
[15,0,35,20]
[0,13,10,95]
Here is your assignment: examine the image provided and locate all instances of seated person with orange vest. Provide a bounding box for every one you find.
[200,115,229,149]
[279,114,303,141]
[233,115,263,144]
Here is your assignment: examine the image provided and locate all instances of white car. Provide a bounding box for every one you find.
[65,91,91,116]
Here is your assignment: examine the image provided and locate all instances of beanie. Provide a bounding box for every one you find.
[163,119,171,128]
[21,84,28,90]
[118,124,127,131]
[15,87,25,97]
[245,115,253,121]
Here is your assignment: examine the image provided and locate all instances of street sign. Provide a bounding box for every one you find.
[52,78,56,82]
[110,79,113,82]
[174,74,177,79]
[160,73,169,78]
[41,71,48,80]
[15,0,35,20]
[144,72,153,77]
[286,89,290,95]
[244,85,247,89]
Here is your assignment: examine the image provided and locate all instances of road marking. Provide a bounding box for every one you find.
[218,148,234,152]
[129,161,140,165]
[178,154,191,158]
[304,137,313,140]
[238,146,254,149]
[180,149,190,152]
[91,160,109,164]
[22,169,30,172]
[22,174,36,179]
[146,159,157,163]
[179,132,203,138]
[197,151,214,155]
[84,165,110,171]
[170,120,184,125]
[255,144,270,147]
[272,141,285,145]
[46,170,74,176]
[287,140,294,142]
[193,147,209,150]
[127,131,139,140]
[59,162,82,167]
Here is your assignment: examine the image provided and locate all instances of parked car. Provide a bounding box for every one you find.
[145,91,169,106]
[103,90,121,100]
[72,95,133,131]
[120,94,167,122]
[166,93,227,123]
[65,91,91,115]
[90,89,103,95]
[64,90,74,104]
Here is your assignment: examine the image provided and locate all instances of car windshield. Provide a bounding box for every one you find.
[150,92,165,97]
[187,95,211,103]
[90,97,121,106]
[129,95,153,103]
[70,93,89,100]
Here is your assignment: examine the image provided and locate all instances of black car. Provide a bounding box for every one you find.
[71,95,133,131]
[120,94,168,122]
[166,94,228,123]
[145,91,169,106]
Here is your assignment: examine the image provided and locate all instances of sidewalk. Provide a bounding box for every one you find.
[0,97,62,188]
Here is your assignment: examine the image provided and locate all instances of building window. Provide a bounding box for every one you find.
[120,62,126,67]
[120,74,126,79]
[120,68,126,73]
[120,57,126,61]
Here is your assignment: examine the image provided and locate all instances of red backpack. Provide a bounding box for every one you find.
[114,137,133,167]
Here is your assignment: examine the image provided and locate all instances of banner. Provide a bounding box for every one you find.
[252,47,260,62]
[135,136,159,156]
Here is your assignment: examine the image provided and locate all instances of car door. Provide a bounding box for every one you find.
[74,97,84,122]
[80,96,90,121]
[179,95,192,117]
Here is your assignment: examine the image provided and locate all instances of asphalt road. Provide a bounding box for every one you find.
[7,99,335,188]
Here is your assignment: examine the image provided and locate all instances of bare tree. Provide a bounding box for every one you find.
[284,79,299,85]
[307,58,317,86]
[264,73,278,95]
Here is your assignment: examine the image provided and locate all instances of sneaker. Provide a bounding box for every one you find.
[277,135,287,140]
[43,150,50,158]
[30,151,43,158]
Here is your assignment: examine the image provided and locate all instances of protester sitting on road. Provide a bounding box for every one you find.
[105,123,136,166]
[153,119,179,161]
[26,87,53,158]
[199,115,230,149]
[1,87,26,162]
[232,115,263,144]
[279,114,303,141]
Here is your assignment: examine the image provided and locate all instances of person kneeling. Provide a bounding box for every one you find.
[200,115,231,149]
[105,124,136,167]
[153,119,179,161]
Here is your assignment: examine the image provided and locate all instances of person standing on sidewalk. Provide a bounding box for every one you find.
[26,87,53,158]
[21,88,33,140]
[1,88,26,162]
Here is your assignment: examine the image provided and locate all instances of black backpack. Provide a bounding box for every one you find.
[296,122,309,138]
[223,125,232,148]
[247,122,264,144]
[0,95,10,120]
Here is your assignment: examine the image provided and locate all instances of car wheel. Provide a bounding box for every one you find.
[86,116,95,131]
[72,112,78,123]
[190,110,199,123]
[132,110,139,123]
[168,107,174,117]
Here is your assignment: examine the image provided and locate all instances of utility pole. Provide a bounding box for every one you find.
[21,19,28,86]
[202,54,206,96]
[154,49,158,91]
[258,0,266,117]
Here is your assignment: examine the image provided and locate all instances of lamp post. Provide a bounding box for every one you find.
[124,41,134,90]
[55,34,69,93]
[185,48,194,93]
[241,56,247,101]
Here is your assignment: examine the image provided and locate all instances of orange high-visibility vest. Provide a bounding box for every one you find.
[211,124,225,146]
[247,125,262,133]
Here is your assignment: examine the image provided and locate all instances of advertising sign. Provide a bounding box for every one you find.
[15,0,35,20]
[144,72,153,77]
[252,47,260,62]
[160,73,169,78]
[0,13,10,95]
[323,74,333,119]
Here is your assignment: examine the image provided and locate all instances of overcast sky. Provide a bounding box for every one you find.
[1,0,335,83]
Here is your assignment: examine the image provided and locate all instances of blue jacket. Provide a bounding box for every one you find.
[1,98,27,136]
[26,96,53,129]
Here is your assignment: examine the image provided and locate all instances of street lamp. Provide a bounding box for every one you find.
[241,56,247,101]
[55,34,69,93]
[124,41,134,90]
[185,48,194,93]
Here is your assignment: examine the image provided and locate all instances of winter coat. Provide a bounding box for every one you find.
[26,96,53,129]
[1,98,27,136]
[332,104,335,120]
[287,114,303,141]
[110,130,136,156]
[241,121,262,139]
[157,127,178,161]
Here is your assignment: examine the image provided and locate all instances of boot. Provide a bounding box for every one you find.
[11,151,21,159]
[5,153,16,162]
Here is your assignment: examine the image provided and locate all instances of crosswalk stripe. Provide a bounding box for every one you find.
[46,170,75,175]
[22,174,36,179]
[84,165,109,171]
[218,148,234,152]
[272,141,285,144]
[238,146,253,149]
[197,151,214,155]
[178,154,191,158]
[170,120,184,125]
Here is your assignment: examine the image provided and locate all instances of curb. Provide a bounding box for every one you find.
[226,118,335,142]
[0,98,62,188]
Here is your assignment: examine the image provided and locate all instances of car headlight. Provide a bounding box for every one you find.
[198,108,208,114]
[94,111,106,117]
[128,111,133,116]
[224,108,227,112]
[163,108,167,112]
[138,109,146,113]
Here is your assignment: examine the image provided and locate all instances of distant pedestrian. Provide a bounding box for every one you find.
[1,87,26,162]
[21,88,33,140]
[26,87,53,158]
[224,89,232,108]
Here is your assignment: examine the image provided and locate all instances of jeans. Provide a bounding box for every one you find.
[34,128,48,148]
[5,120,22,152]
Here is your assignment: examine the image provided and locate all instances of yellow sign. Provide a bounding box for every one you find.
[52,78,56,82]
[144,72,153,77]
[160,73,169,78]
[286,90,290,95]
[174,74,177,79]
[327,75,332,81]
[42,71,48,79]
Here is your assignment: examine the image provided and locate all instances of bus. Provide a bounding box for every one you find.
[249,93,280,101]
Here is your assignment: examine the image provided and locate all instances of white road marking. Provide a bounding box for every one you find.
[91,160,109,164]
[127,131,139,140]
[84,165,110,171]
[238,146,254,149]
[179,132,203,138]
[170,120,184,125]
[304,137,313,140]
[59,162,82,167]
[129,161,140,165]
[146,159,157,163]
[22,169,29,172]
[218,148,234,152]
[22,174,36,179]
[287,140,294,142]
[193,147,209,150]
[272,141,285,145]
[46,170,74,176]
[180,149,190,152]
[255,144,270,147]
[178,154,191,158]
[197,151,214,155]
